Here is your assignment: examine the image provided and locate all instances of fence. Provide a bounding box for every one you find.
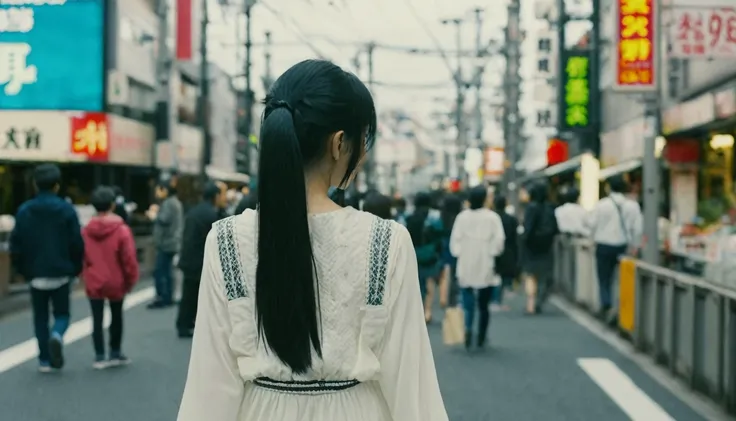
[553,236,736,414]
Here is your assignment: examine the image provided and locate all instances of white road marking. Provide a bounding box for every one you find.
[0,287,155,374]
[553,296,732,421]
[578,358,675,421]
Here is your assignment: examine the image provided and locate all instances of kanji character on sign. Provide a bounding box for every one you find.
[620,0,650,15]
[677,12,705,41]
[73,121,108,155]
[566,56,589,78]
[566,79,589,105]
[620,38,651,61]
[566,105,588,127]
[621,15,650,38]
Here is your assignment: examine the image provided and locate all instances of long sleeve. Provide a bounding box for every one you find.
[118,225,140,291]
[9,209,25,277]
[178,230,244,421]
[449,211,465,257]
[66,205,84,276]
[379,227,448,421]
[157,199,174,226]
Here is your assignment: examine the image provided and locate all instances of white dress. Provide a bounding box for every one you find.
[177,207,448,421]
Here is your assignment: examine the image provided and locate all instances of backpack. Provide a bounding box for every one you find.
[526,203,558,253]
[407,212,442,266]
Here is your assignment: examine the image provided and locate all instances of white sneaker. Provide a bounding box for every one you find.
[92,360,110,370]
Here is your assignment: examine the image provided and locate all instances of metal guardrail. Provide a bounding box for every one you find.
[553,236,736,414]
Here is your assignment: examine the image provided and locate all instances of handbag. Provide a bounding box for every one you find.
[442,307,465,346]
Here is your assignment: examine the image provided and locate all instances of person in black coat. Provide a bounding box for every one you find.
[112,186,129,224]
[176,181,228,337]
[492,194,519,309]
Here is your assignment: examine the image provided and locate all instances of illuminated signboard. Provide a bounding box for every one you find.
[561,52,591,130]
[614,0,657,91]
[0,0,104,110]
[70,112,109,162]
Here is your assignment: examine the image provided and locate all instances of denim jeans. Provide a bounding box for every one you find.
[595,244,626,310]
[154,250,176,304]
[31,283,71,363]
[461,287,493,341]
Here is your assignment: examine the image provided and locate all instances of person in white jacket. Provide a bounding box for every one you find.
[450,186,506,350]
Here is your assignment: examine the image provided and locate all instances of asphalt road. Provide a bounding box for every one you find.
[0,284,725,421]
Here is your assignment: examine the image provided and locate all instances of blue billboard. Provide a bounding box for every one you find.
[0,0,104,111]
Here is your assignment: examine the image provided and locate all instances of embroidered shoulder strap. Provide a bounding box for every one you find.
[366,218,392,306]
[214,216,248,300]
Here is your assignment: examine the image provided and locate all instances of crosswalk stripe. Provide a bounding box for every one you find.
[578,358,675,421]
[0,287,156,374]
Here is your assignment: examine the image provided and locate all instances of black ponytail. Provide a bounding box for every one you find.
[256,106,321,373]
[254,60,377,374]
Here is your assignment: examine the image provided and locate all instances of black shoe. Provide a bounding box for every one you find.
[464,331,473,350]
[477,332,487,348]
[147,300,173,309]
[48,334,64,369]
[178,328,194,338]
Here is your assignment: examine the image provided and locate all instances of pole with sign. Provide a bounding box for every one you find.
[612,0,660,264]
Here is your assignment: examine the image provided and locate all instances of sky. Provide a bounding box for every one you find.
[205,0,562,171]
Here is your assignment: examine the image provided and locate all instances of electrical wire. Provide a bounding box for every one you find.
[372,80,452,89]
[399,0,455,76]
[258,0,331,59]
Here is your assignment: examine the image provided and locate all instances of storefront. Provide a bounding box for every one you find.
[156,124,203,207]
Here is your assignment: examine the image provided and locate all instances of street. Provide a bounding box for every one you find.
[0,283,723,421]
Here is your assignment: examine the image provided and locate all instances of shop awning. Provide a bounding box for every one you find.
[205,166,250,184]
[599,159,642,181]
[517,155,583,185]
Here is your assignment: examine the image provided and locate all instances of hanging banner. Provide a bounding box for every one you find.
[613,0,657,92]
[559,50,592,130]
[70,112,109,162]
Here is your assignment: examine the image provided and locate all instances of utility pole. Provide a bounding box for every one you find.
[472,7,484,148]
[155,0,177,171]
[243,0,255,176]
[198,0,210,179]
[503,0,522,215]
[262,31,274,92]
[442,17,465,179]
[642,0,662,265]
[364,42,376,191]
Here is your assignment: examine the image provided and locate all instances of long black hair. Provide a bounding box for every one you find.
[256,59,377,373]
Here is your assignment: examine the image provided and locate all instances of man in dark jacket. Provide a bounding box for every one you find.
[176,181,227,337]
[148,182,184,308]
[10,164,84,372]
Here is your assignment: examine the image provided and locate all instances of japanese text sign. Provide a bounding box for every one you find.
[614,0,657,92]
[561,52,591,130]
[0,1,104,110]
[671,8,736,58]
[70,112,109,162]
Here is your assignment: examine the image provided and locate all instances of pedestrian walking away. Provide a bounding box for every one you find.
[176,181,228,338]
[587,175,642,324]
[82,186,140,369]
[521,181,558,315]
[148,182,183,309]
[450,186,505,349]
[491,194,519,310]
[406,191,444,323]
[9,164,84,372]
[177,59,448,421]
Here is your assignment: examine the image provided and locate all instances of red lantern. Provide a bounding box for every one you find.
[547,138,568,166]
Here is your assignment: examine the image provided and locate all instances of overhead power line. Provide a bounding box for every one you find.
[258,0,330,59]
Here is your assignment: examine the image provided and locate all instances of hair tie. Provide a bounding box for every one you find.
[272,100,294,114]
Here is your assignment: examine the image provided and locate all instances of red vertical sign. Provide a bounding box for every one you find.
[176,0,193,60]
[614,0,657,92]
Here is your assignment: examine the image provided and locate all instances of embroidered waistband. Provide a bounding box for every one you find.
[253,377,360,395]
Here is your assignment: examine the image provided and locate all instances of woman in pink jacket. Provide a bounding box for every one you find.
[82,186,139,369]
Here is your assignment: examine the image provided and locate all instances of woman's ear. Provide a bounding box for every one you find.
[330,131,345,162]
